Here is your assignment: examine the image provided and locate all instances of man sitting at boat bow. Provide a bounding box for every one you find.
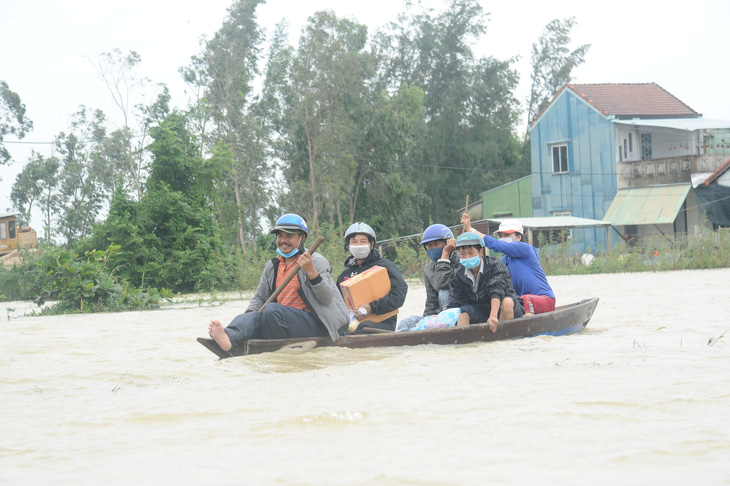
[208,213,349,353]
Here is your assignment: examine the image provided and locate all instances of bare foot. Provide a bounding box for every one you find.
[208,320,232,351]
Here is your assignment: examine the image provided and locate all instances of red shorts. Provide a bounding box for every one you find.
[521,295,556,314]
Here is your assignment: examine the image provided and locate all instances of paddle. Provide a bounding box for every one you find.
[258,235,325,314]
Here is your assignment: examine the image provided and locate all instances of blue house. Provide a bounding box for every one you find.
[529,82,730,253]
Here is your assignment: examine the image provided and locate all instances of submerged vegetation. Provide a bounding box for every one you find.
[539,228,730,275]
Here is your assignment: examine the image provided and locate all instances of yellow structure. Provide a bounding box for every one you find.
[0,213,38,257]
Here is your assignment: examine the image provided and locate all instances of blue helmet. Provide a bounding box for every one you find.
[271,213,308,235]
[455,232,485,248]
[420,224,454,245]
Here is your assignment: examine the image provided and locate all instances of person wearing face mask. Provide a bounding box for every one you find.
[460,214,556,315]
[207,213,349,354]
[419,224,459,316]
[449,232,523,332]
[336,222,408,332]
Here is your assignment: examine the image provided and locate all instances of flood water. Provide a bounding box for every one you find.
[1,268,729,485]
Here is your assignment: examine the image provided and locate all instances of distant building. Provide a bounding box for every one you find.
[479,175,532,220]
[529,82,730,252]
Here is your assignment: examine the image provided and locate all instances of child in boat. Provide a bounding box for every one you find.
[336,222,408,332]
[449,232,524,332]
[208,214,348,353]
[461,214,555,314]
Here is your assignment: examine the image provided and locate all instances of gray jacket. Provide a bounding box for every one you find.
[423,251,460,316]
[246,252,349,342]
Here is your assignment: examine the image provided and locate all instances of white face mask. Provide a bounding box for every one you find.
[349,244,371,260]
[499,237,514,243]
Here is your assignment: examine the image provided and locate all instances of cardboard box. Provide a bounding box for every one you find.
[339,265,398,323]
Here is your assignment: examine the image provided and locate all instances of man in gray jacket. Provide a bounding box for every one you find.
[208,214,349,353]
[420,223,460,316]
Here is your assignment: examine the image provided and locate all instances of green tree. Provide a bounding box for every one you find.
[377,0,523,223]
[525,17,591,129]
[185,0,269,251]
[0,80,33,167]
[280,10,375,230]
[54,107,111,246]
[87,112,234,292]
[10,151,60,240]
[93,49,170,200]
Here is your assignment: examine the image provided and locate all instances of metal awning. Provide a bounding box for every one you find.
[612,118,730,131]
[602,184,691,225]
[485,215,612,230]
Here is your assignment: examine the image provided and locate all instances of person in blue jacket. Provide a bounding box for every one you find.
[461,214,556,314]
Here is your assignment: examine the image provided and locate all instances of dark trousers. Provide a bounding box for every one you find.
[224,303,326,348]
[461,296,523,324]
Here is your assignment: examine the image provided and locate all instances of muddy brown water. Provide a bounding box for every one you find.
[1,269,729,484]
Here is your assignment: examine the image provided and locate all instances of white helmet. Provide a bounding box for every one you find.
[344,222,376,249]
[494,219,523,236]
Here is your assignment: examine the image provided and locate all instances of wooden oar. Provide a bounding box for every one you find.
[465,194,470,213]
[258,235,325,314]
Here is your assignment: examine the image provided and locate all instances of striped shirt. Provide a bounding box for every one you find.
[276,256,309,312]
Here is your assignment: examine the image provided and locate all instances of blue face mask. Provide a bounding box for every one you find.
[426,247,443,262]
[460,256,481,269]
[277,247,299,258]
[277,235,301,258]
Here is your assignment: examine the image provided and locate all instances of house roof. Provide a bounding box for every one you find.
[479,175,531,196]
[485,216,612,230]
[702,158,730,186]
[602,184,691,225]
[567,83,700,120]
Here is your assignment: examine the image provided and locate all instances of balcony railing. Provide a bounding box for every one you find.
[617,154,729,189]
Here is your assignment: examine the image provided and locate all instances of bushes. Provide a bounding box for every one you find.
[33,244,173,315]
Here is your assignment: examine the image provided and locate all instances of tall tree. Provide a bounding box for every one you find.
[281,10,375,230]
[525,17,591,129]
[0,80,33,167]
[93,49,170,200]
[10,151,59,240]
[186,0,269,250]
[376,0,522,223]
[53,107,111,246]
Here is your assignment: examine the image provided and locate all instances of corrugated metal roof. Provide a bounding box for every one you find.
[602,184,691,225]
[568,83,700,119]
[613,118,730,131]
[0,213,18,219]
[486,216,612,229]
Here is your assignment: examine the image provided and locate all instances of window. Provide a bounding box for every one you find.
[641,133,652,160]
[8,220,15,239]
[623,139,628,159]
[0,222,6,241]
[628,133,633,153]
[551,144,568,173]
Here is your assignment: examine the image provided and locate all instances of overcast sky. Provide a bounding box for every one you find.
[2,0,730,224]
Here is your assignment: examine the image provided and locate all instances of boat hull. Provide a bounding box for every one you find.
[198,297,599,358]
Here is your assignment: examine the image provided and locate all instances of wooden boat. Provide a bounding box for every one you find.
[197,297,599,359]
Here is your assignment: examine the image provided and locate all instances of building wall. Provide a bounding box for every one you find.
[530,90,617,253]
[481,175,532,219]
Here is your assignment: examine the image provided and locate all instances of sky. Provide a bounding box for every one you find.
[2,0,730,228]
